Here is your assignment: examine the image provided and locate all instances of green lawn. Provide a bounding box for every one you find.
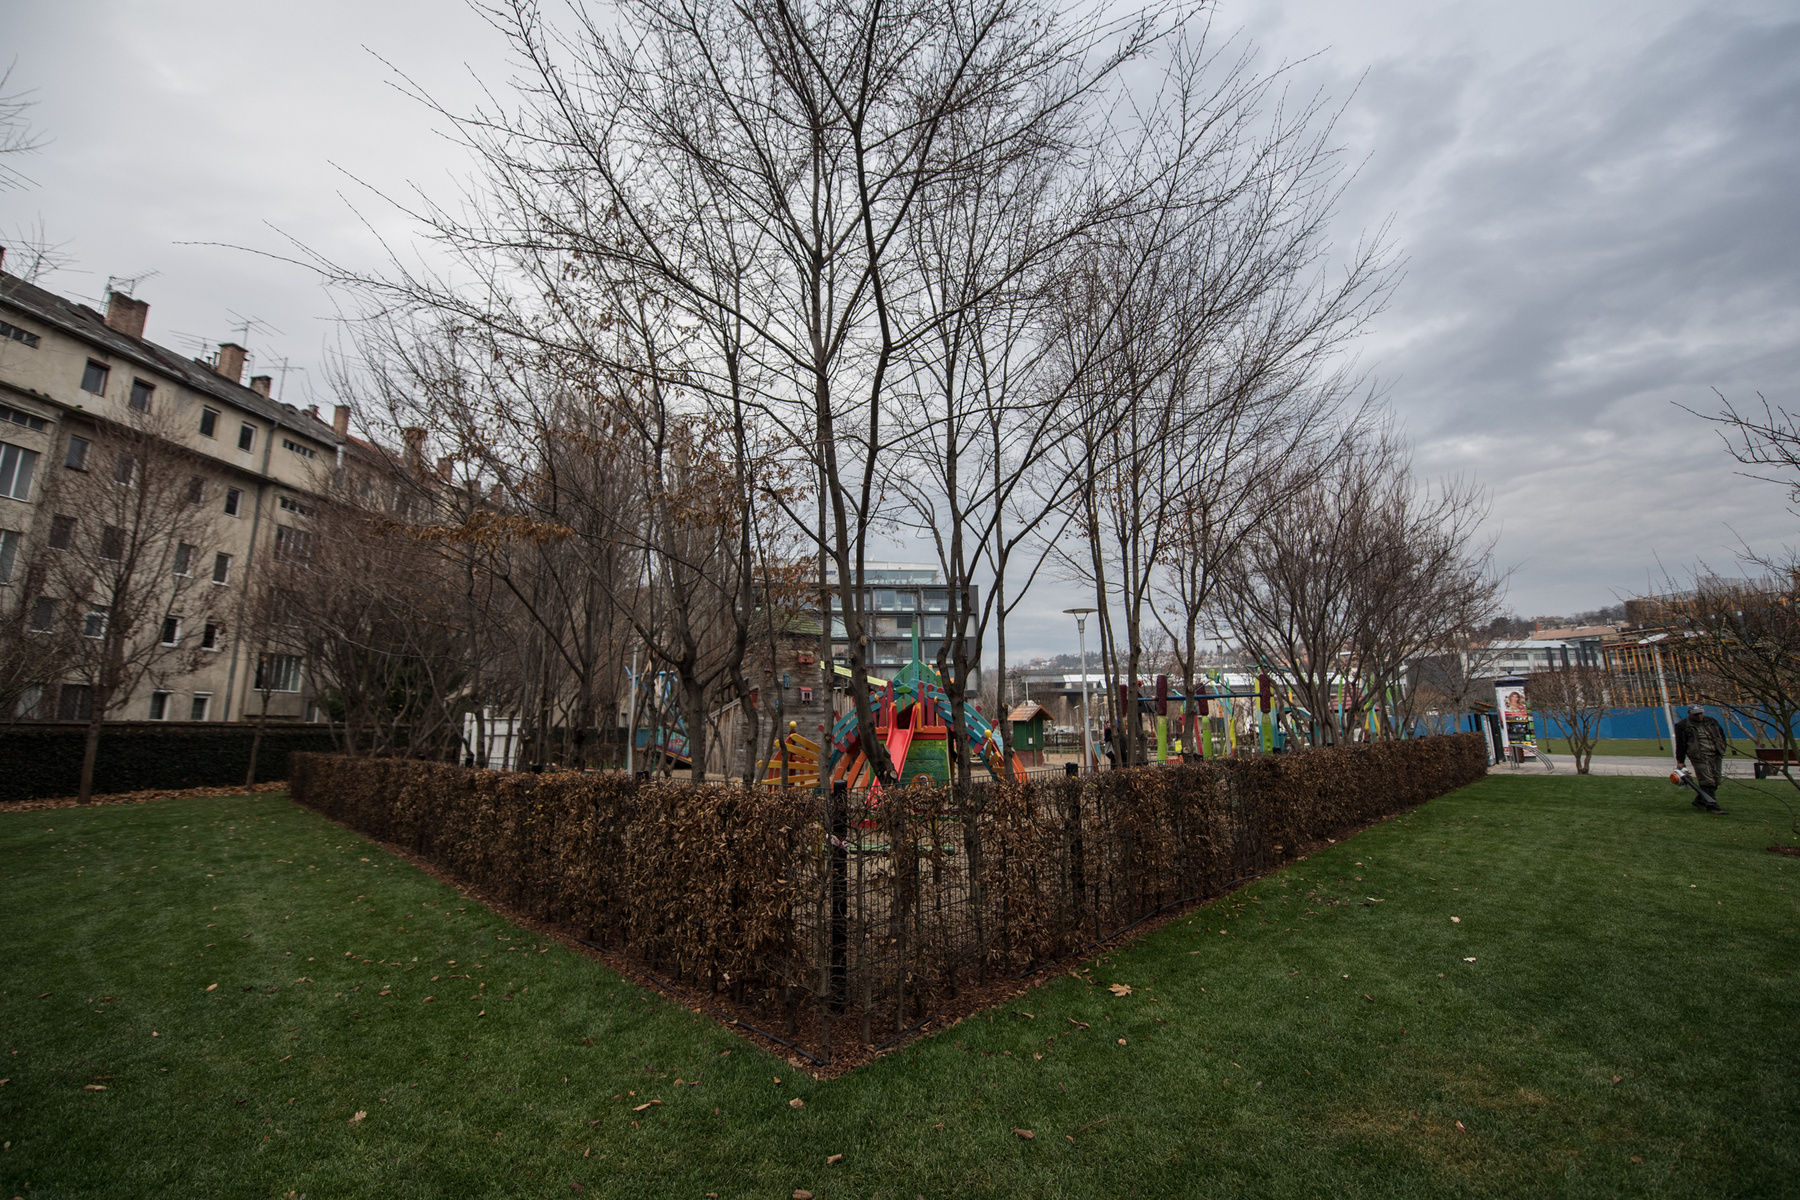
[3,776,1796,1199]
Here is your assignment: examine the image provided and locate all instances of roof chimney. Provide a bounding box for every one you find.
[332,405,351,436]
[302,403,320,421]
[216,342,247,384]
[435,455,454,482]
[250,375,273,398]
[402,427,426,468]
[105,293,150,340]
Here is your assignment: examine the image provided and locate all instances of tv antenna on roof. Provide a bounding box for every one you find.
[102,269,160,300]
[260,354,305,400]
[224,308,282,349]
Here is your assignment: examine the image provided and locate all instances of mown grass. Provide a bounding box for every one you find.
[2,774,1795,1199]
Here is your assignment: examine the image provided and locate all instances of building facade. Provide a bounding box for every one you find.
[0,265,343,725]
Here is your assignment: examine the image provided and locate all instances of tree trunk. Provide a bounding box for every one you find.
[77,714,104,804]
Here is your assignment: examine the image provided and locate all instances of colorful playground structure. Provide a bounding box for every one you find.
[759,652,1026,789]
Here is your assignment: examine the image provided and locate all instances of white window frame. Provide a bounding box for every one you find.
[0,528,17,584]
[83,605,108,639]
[148,691,171,720]
[190,692,212,722]
[0,442,39,501]
[81,360,109,396]
[159,615,181,647]
[201,621,221,651]
[224,487,242,517]
[212,552,231,585]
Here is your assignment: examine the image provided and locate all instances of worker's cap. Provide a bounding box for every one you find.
[1687,704,1707,713]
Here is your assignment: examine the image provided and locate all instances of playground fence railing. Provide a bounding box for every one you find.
[289,732,1488,1064]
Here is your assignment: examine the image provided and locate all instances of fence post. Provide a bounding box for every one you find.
[829,780,848,1014]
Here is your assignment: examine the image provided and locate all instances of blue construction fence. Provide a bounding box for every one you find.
[1530,705,1795,742]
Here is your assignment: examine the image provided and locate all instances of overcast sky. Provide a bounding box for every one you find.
[3,0,1795,660]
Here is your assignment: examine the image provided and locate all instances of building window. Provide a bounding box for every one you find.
[0,442,37,501]
[16,684,43,719]
[0,320,40,349]
[100,525,123,560]
[282,438,317,459]
[199,408,219,438]
[57,683,93,722]
[49,514,75,550]
[129,379,154,413]
[160,616,180,646]
[923,589,949,612]
[148,691,171,720]
[0,528,16,584]
[924,615,947,638]
[254,654,302,693]
[80,361,109,395]
[0,402,47,431]
[186,476,205,505]
[277,495,315,515]
[190,693,212,721]
[201,620,221,651]
[83,605,108,639]
[174,542,196,576]
[274,524,314,562]
[113,452,136,487]
[237,423,256,452]
[64,436,90,471]
[212,552,231,585]
[29,597,57,632]
[223,487,242,517]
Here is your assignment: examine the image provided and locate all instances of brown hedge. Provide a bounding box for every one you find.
[290,732,1486,1059]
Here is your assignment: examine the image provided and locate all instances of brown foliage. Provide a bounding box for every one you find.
[291,733,1486,1062]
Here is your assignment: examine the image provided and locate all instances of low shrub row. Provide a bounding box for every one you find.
[290,733,1488,1058]
[0,722,338,803]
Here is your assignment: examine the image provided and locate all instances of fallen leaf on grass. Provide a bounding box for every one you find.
[1107,984,1132,997]
[1013,1128,1035,1140]
[350,1111,366,1123]
[632,1101,662,1112]
[1455,1121,1465,1132]
[789,1098,805,1109]
[1463,958,1476,963]
[1450,916,1461,923]
[826,1153,843,1164]
[84,1084,106,1091]
[1067,1018,1089,1030]
[1117,1038,1126,1046]
[205,983,218,992]
[1612,1076,1622,1084]
[570,1183,584,1193]
[793,1191,814,1199]
[1630,1156,1643,1164]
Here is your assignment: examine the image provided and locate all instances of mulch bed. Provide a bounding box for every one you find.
[1767,845,1800,858]
[0,781,289,813]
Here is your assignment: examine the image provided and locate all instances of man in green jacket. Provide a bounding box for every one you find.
[1675,705,1729,813]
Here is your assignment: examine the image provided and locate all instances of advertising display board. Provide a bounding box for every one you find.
[1494,677,1536,760]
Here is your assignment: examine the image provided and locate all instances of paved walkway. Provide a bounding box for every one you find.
[1492,752,1763,778]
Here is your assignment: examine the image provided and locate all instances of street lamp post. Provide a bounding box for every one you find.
[1064,608,1097,772]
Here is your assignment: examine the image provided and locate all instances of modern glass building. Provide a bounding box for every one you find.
[823,561,978,669]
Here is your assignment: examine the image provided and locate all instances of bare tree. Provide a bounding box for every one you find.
[1221,431,1499,746]
[35,409,225,800]
[0,60,46,192]
[1526,663,1619,774]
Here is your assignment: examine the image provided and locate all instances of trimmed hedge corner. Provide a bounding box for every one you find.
[291,733,1487,1061]
[0,722,338,804]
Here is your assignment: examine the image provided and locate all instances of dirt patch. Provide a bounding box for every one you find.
[1767,845,1800,858]
[0,782,288,813]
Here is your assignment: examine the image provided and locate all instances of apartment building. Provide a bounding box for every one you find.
[0,262,345,724]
